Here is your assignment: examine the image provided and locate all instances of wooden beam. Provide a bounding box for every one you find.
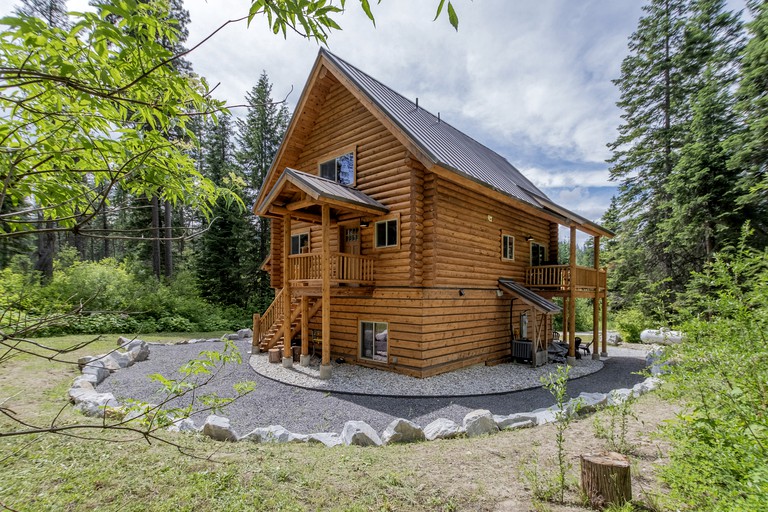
[300,296,309,357]
[283,214,292,361]
[602,295,608,357]
[321,204,331,368]
[593,236,601,360]
[269,206,325,224]
[286,198,316,211]
[569,225,577,359]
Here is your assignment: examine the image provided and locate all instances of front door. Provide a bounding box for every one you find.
[341,227,361,255]
[340,226,361,284]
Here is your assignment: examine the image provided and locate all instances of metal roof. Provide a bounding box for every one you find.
[281,168,388,213]
[321,48,549,209]
[498,278,562,314]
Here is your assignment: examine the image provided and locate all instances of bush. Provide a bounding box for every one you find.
[659,236,768,511]
[612,308,647,343]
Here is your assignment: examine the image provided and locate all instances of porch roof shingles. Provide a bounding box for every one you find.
[261,168,388,215]
[321,48,547,209]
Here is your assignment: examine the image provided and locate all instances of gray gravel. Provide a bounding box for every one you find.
[99,340,649,435]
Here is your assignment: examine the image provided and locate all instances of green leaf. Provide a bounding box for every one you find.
[433,0,446,21]
[447,2,459,31]
[359,0,375,26]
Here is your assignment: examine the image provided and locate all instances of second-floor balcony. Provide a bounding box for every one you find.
[525,264,607,295]
[288,252,375,286]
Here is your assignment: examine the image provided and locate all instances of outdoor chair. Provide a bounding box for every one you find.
[575,337,593,355]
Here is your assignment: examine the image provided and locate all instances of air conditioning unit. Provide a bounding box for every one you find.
[512,340,532,362]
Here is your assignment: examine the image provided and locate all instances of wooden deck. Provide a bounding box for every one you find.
[288,252,375,286]
[525,264,607,297]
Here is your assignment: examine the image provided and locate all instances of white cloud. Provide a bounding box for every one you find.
[523,167,611,188]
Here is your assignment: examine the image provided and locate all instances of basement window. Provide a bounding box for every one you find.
[319,151,355,186]
[360,321,388,362]
[290,233,309,254]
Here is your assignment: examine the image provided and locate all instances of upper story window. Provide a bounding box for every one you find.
[375,218,398,248]
[502,234,515,261]
[531,242,547,266]
[319,151,355,186]
[291,233,309,254]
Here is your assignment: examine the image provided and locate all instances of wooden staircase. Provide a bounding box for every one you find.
[256,288,321,352]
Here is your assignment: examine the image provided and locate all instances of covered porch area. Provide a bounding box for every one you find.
[254,168,388,379]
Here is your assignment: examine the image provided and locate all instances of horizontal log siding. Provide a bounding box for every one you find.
[278,79,416,287]
[434,177,552,288]
[270,217,283,288]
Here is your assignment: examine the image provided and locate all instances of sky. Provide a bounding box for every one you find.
[0,0,658,232]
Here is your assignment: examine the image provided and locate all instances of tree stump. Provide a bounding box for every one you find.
[268,348,282,363]
[580,451,631,509]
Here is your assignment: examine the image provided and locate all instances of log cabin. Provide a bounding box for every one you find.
[252,49,613,379]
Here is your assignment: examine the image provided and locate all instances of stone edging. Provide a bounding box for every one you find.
[66,335,666,448]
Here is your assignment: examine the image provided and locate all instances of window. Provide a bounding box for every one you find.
[531,242,547,266]
[375,218,398,248]
[319,151,355,186]
[290,233,309,254]
[360,321,388,362]
[502,234,515,261]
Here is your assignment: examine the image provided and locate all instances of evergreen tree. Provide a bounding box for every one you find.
[236,72,290,310]
[730,0,768,243]
[15,0,68,28]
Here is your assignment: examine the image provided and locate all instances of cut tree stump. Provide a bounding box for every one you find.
[580,451,631,509]
[268,348,282,363]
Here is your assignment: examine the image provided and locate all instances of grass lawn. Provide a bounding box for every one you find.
[1,333,675,511]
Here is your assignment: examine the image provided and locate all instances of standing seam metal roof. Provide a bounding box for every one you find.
[321,48,549,208]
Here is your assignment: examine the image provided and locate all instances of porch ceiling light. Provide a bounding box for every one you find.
[359,219,370,227]
[525,235,534,241]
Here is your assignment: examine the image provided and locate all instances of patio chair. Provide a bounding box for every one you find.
[575,337,593,355]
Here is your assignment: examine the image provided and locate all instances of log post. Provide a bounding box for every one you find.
[282,214,293,368]
[581,451,631,509]
[300,295,310,366]
[593,235,601,360]
[252,313,260,350]
[319,204,332,380]
[568,225,577,364]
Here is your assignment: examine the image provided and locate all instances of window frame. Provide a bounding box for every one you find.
[501,233,515,262]
[317,146,356,187]
[530,241,547,266]
[373,214,400,250]
[290,231,310,255]
[359,320,389,364]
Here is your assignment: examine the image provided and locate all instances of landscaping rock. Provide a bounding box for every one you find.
[168,418,197,433]
[308,432,343,447]
[632,377,662,397]
[423,418,462,441]
[493,414,535,430]
[81,360,110,384]
[206,338,221,343]
[381,418,425,445]
[608,388,633,405]
[77,355,95,371]
[71,376,95,390]
[607,331,623,345]
[202,415,238,442]
[242,425,307,444]
[74,392,119,417]
[576,392,609,413]
[223,333,240,341]
[341,420,382,447]
[109,350,134,369]
[129,341,149,362]
[528,408,558,425]
[463,409,499,437]
[237,328,253,339]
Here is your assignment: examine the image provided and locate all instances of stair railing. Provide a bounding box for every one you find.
[257,287,284,345]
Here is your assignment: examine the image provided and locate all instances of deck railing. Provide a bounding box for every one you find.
[257,287,284,345]
[525,265,607,292]
[288,252,375,285]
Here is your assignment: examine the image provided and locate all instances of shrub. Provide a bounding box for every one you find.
[612,308,647,343]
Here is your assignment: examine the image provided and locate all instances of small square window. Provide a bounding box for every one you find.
[502,234,515,261]
[361,321,387,362]
[291,233,309,254]
[375,219,398,248]
[319,151,355,186]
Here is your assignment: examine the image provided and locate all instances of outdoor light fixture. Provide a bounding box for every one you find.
[525,235,534,241]
[359,219,370,227]
[459,289,465,296]
[496,289,504,298]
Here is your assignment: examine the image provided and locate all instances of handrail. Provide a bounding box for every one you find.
[525,264,607,291]
[288,252,375,284]
[257,287,284,345]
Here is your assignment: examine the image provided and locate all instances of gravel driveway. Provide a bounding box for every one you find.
[99,340,648,436]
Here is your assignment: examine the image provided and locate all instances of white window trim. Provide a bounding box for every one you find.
[501,233,515,262]
[359,320,388,364]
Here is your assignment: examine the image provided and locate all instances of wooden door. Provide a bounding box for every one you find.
[341,227,360,255]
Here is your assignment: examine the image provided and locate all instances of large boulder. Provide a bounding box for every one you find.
[223,333,240,341]
[129,341,150,363]
[493,414,535,430]
[81,360,110,384]
[381,418,425,445]
[575,392,609,413]
[168,417,198,433]
[74,392,119,417]
[242,425,307,444]
[307,432,343,447]
[528,408,558,425]
[608,388,633,406]
[341,421,382,447]
[202,415,238,442]
[463,409,499,438]
[237,328,253,339]
[423,418,462,441]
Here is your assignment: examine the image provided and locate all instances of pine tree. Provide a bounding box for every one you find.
[236,72,290,310]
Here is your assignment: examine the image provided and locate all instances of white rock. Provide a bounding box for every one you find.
[529,408,558,425]
[100,354,121,371]
[109,351,134,368]
[167,418,198,433]
[81,360,110,384]
[576,392,609,413]
[206,338,221,343]
[341,420,382,447]
[223,333,240,341]
[74,392,119,417]
[493,414,535,430]
[381,418,425,445]
[237,328,253,339]
[202,415,238,442]
[242,425,307,444]
[463,409,499,438]
[71,376,95,390]
[608,388,633,405]
[424,418,462,441]
[307,432,343,447]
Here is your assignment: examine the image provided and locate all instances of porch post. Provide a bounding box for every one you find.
[282,213,293,368]
[300,295,310,366]
[568,225,577,365]
[319,204,332,380]
[601,290,608,357]
[592,235,601,360]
